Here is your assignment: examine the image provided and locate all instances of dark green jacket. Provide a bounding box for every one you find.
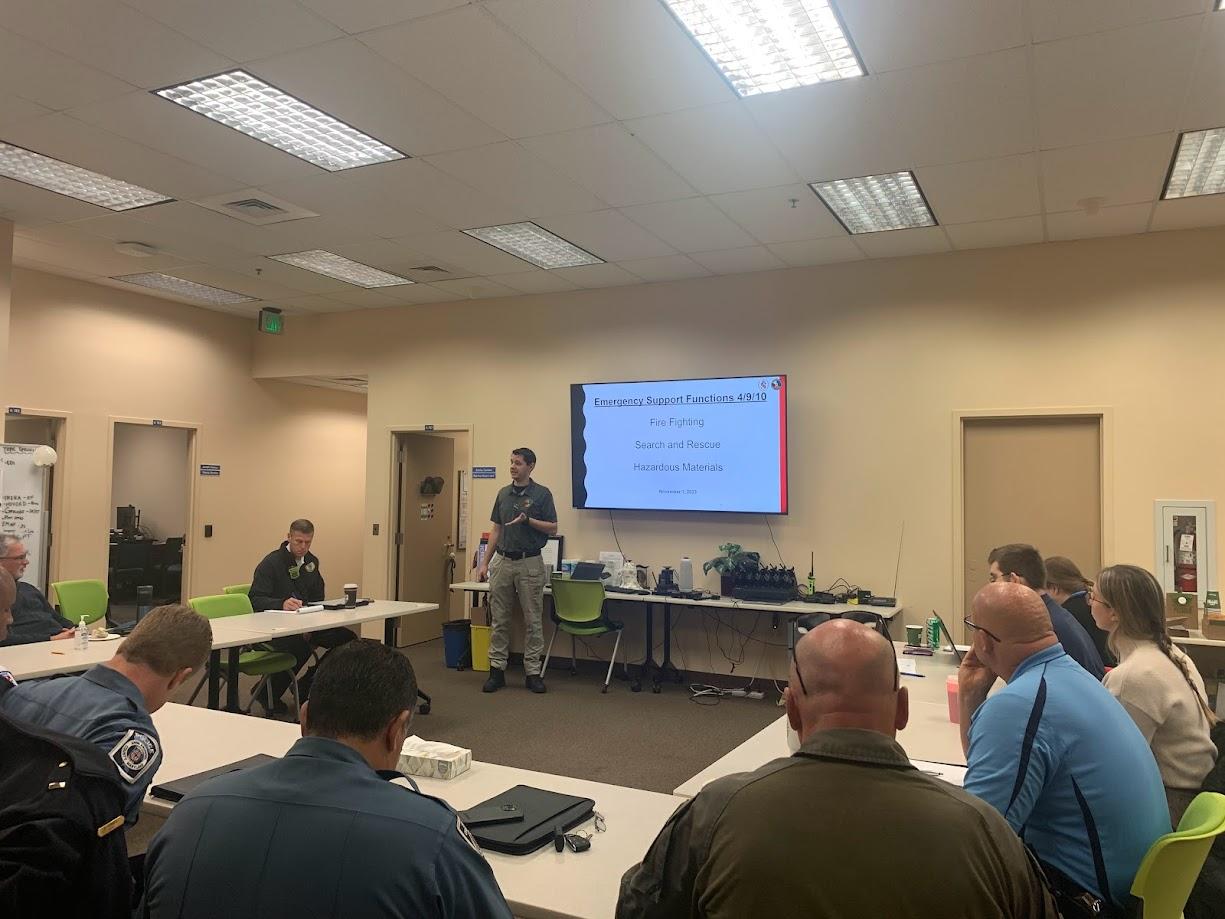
[617,728,1057,919]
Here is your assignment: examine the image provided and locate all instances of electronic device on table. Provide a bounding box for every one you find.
[732,565,799,603]
[570,562,608,582]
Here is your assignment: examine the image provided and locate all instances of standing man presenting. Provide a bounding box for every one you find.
[476,448,557,694]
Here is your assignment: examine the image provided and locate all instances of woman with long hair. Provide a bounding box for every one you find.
[1090,564,1217,824]
[1045,556,1115,666]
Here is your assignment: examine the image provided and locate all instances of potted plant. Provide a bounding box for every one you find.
[703,543,761,596]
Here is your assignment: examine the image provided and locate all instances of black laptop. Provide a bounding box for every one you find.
[569,562,608,582]
[150,754,278,802]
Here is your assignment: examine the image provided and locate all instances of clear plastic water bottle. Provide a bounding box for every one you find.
[74,615,89,651]
[679,556,693,592]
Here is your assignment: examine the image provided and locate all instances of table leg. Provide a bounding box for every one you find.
[658,603,684,685]
[640,602,661,693]
[225,647,241,713]
[384,616,397,646]
[207,649,221,709]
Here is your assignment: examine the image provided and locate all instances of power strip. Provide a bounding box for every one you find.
[725,689,765,700]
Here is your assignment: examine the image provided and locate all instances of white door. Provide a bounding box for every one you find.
[1155,501,1216,599]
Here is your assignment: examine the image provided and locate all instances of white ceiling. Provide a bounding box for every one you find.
[1,0,1223,316]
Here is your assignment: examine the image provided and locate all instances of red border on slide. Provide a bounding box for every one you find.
[778,377,788,513]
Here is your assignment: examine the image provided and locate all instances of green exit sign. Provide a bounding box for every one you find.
[258,308,283,335]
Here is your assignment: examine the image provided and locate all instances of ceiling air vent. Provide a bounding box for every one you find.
[192,189,319,225]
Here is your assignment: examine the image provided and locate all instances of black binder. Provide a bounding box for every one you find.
[149,754,278,802]
[464,785,595,855]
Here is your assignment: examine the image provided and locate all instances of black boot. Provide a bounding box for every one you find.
[482,667,506,693]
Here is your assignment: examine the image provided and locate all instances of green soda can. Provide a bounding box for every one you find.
[926,616,941,650]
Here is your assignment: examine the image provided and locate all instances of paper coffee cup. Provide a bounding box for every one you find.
[344,583,358,608]
[905,623,923,646]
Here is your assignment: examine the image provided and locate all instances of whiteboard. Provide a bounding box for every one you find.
[0,444,50,590]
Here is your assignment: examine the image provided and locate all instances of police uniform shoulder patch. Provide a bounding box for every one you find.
[108,729,160,784]
[456,814,483,855]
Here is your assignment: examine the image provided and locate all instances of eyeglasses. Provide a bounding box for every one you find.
[0,553,28,562]
[963,617,1002,643]
[1086,589,1111,608]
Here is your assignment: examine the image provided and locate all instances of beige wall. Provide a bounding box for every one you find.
[0,220,10,408]
[250,226,1225,678]
[5,268,368,600]
[111,422,191,539]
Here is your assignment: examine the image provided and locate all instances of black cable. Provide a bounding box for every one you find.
[608,510,626,560]
[764,515,786,566]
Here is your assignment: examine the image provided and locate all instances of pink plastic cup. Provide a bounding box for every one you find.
[946,674,960,724]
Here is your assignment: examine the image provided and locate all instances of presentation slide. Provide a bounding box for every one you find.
[570,375,787,514]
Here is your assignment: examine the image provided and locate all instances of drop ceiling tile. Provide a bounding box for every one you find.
[324,284,455,307]
[1151,195,1225,232]
[428,276,521,299]
[854,226,951,259]
[68,91,320,189]
[839,0,1029,72]
[550,262,642,288]
[361,5,612,139]
[425,142,607,215]
[874,47,1034,166]
[68,210,255,263]
[12,224,192,276]
[627,102,799,195]
[1039,134,1174,213]
[487,0,731,120]
[1028,0,1207,43]
[122,0,343,62]
[0,27,136,111]
[619,198,757,253]
[251,38,504,157]
[618,254,711,282]
[1181,14,1225,131]
[520,123,696,207]
[688,246,786,275]
[945,215,1045,250]
[258,293,346,313]
[216,256,356,294]
[915,154,1040,225]
[486,270,579,294]
[395,229,538,275]
[1034,17,1202,149]
[0,94,51,132]
[299,0,469,34]
[537,209,674,261]
[1046,202,1153,241]
[12,254,104,282]
[709,184,845,244]
[327,238,461,279]
[169,264,303,300]
[0,0,234,89]
[766,237,865,266]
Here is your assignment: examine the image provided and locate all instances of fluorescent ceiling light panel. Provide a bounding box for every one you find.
[0,141,170,211]
[154,70,405,171]
[270,250,414,287]
[662,0,863,97]
[810,171,936,234]
[1162,128,1225,200]
[114,273,255,304]
[463,222,603,269]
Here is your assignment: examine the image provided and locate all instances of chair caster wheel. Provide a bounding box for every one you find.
[418,704,431,715]
[631,681,642,692]
[652,684,662,694]
[601,686,608,694]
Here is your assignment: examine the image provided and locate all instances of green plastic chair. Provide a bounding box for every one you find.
[186,593,301,717]
[51,579,108,627]
[543,575,627,693]
[1131,791,1225,918]
[222,583,250,595]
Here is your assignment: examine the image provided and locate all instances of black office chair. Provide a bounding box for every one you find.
[159,536,184,600]
[109,541,152,601]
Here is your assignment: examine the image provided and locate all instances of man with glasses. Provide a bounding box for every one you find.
[988,544,1103,679]
[960,582,1167,917]
[618,620,1057,919]
[0,534,75,646]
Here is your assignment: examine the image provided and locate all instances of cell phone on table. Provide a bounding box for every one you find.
[460,803,524,827]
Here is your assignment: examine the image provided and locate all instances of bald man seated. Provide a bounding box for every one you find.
[617,620,1057,919]
[960,582,1169,916]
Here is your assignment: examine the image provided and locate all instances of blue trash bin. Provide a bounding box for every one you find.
[442,619,472,670]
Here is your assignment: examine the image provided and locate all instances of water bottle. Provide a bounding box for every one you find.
[74,615,89,651]
[679,556,693,592]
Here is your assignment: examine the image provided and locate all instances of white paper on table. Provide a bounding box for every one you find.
[897,658,918,675]
[289,604,323,614]
[910,760,967,787]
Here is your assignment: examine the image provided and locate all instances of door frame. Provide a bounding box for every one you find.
[106,416,200,601]
[3,407,71,588]
[384,425,473,603]
[951,407,1114,641]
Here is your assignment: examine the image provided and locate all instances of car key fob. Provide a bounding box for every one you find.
[564,833,591,853]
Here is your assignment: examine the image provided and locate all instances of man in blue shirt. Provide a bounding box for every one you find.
[988,543,1104,679]
[960,582,1168,914]
[141,639,512,919]
[0,604,212,824]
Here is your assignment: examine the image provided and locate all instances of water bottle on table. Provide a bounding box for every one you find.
[75,615,89,651]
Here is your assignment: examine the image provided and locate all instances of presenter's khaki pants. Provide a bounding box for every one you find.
[488,554,546,675]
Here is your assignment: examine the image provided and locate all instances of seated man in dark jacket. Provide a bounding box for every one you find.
[0,536,74,646]
[250,519,355,711]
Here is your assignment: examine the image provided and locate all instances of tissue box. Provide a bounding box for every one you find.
[398,736,471,780]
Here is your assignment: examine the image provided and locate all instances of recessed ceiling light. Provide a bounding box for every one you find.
[1162,127,1225,200]
[270,250,414,288]
[661,0,864,97]
[810,171,937,234]
[0,141,171,211]
[154,70,406,171]
[114,273,255,305]
[463,222,603,269]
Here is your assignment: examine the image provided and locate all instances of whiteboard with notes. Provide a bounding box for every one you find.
[0,444,50,589]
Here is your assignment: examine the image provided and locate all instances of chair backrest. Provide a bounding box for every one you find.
[50,580,108,626]
[550,576,605,625]
[222,583,250,596]
[163,537,185,557]
[1131,791,1225,918]
[115,541,152,568]
[188,593,254,619]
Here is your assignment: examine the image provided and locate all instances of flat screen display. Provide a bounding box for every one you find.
[570,374,787,514]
